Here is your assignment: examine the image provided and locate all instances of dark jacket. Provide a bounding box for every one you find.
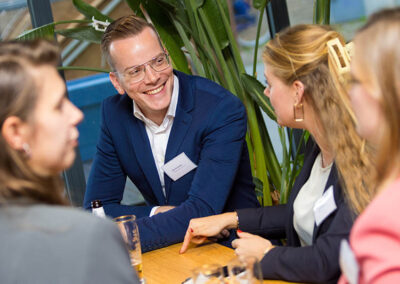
[237,140,354,283]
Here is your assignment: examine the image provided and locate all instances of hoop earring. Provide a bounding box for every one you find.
[293,103,304,122]
[22,143,31,159]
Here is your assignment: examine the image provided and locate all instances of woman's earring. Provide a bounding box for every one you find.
[293,95,304,122]
[22,143,31,159]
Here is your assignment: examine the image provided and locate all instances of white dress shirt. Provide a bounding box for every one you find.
[293,153,332,246]
[132,75,179,216]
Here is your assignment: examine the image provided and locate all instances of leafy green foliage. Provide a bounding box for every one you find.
[313,0,331,25]
[253,0,269,10]
[57,26,103,43]
[18,23,55,41]
[240,74,276,121]
[72,0,113,22]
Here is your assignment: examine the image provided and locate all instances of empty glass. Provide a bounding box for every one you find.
[192,264,224,284]
[114,215,145,283]
[227,256,263,284]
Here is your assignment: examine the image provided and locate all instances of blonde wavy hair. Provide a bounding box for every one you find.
[353,8,400,202]
[263,24,374,214]
[0,40,68,205]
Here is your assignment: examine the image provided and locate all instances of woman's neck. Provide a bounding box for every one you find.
[307,121,334,168]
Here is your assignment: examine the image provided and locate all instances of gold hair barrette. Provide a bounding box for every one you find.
[327,38,353,75]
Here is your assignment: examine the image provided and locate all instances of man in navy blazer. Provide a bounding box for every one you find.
[84,15,259,252]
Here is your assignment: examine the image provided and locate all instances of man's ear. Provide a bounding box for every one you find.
[1,116,29,151]
[109,72,126,95]
[293,80,305,104]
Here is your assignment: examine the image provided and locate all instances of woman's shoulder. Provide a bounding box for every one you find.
[352,178,400,237]
[0,204,116,233]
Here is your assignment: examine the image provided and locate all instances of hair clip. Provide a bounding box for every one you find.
[327,38,352,75]
[345,41,354,59]
[91,16,110,32]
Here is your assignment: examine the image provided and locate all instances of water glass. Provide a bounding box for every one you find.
[192,264,224,284]
[227,256,263,284]
[114,215,144,283]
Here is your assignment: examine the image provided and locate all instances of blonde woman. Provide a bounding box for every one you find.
[0,40,139,284]
[180,25,370,284]
[339,8,400,284]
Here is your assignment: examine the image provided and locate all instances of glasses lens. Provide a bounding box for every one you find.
[123,54,170,84]
[125,66,145,83]
[151,54,170,72]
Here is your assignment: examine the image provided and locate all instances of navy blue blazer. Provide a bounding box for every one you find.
[84,70,259,252]
[237,141,354,283]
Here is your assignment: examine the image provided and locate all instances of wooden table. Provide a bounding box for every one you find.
[142,242,296,284]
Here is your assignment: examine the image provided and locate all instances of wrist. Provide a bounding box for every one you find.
[224,212,239,230]
[263,244,275,257]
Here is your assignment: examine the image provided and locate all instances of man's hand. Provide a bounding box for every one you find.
[179,212,237,254]
[231,231,273,261]
[154,206,176,215]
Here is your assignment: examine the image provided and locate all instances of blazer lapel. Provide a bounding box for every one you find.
[312,166,339,241]
[164,71,194,201]
[286,140,320,245]
[126,113,166,205]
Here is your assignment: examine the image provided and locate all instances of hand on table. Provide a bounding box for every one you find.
[154,206,176,215]
[179,213,237,254]
[232,230,274,261]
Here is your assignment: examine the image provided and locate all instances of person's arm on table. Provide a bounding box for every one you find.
[180,200,288,253]
[180,212,239,253]
[236,204,288,239]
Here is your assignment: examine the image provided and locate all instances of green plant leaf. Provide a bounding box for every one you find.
[253,0,269,10]
[198,0,229,50]
[18,23,55,41]
[140,2,190,74]
[194,0,205,8]
[253,176,264,192]
[173,19,204,76]
[255,106,281,195]
[17,20,91,41]
[73,0,113,22]
[313,0,330,24]
[58,65,109,73]
[125,0,145,18]
[56,26,103,44]
[240,74,276,121]
[125,0,141,14]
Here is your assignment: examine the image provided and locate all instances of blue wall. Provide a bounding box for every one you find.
[67,73,116,162]
[331,0,365,23]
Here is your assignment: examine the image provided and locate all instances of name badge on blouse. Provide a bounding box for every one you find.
[339,239,359,284]
[313,185,337,226]
[163,152,197,181]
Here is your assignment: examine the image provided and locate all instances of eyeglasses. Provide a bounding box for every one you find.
[116,53,171,84]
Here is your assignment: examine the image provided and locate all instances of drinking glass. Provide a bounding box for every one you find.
[227,256,263,284]
[192,264,224,284]
[114,215,144,283]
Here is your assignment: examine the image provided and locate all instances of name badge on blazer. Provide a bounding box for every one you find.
[313,185,337,226]
[339,239,359,284]
[163,152,197,181]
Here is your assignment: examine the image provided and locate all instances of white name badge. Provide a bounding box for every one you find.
[339,239,359,284]
[313,185,337,226]
[162,152,197,181]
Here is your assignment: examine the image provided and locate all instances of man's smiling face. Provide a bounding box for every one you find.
[109,27,174,123]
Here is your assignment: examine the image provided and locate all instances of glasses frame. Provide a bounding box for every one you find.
[115,52,171,84]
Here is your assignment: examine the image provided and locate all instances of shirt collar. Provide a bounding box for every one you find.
[133,74,179,123]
